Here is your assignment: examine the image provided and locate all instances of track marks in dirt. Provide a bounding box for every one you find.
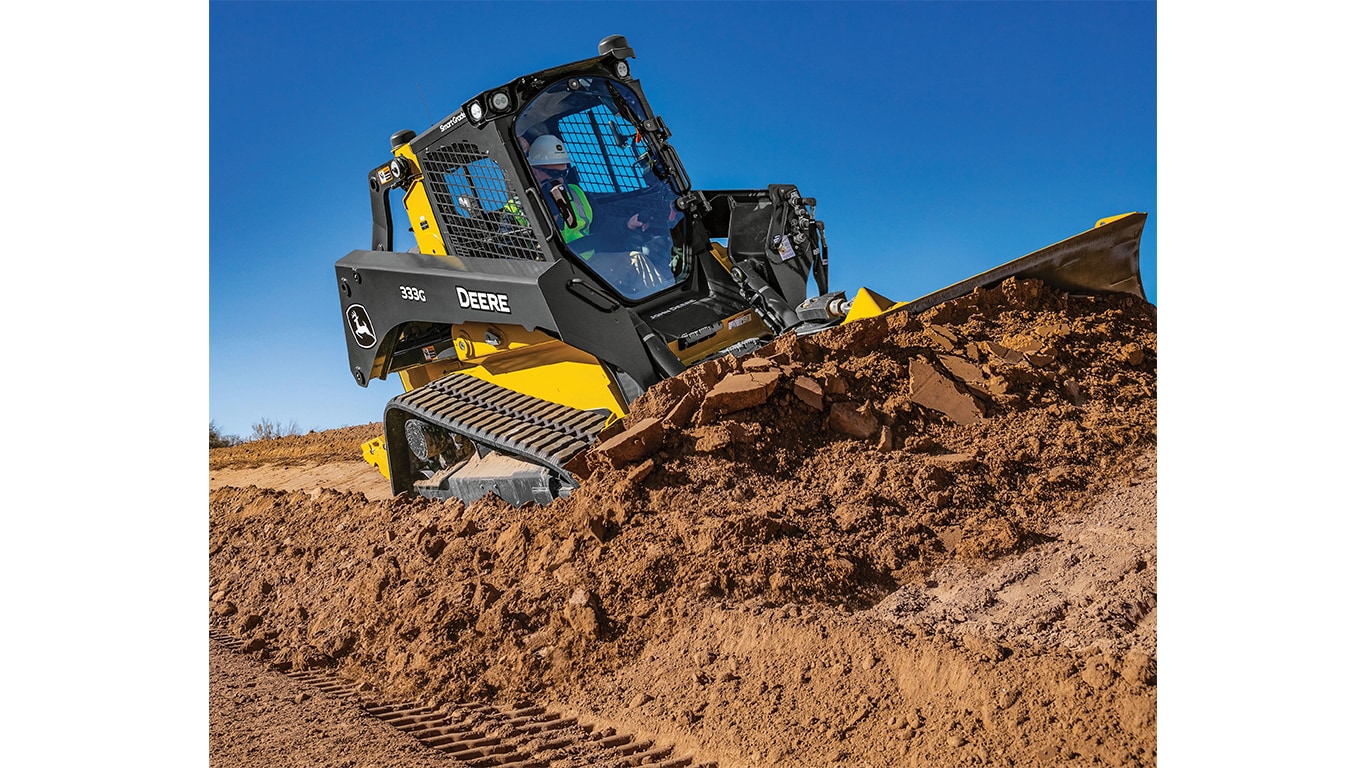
[211,626,712,768]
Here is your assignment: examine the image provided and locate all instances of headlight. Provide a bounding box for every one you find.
[615,60,630,79]
[489,91,511,111]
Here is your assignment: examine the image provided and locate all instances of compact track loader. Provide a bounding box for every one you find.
[336,35,1147,506]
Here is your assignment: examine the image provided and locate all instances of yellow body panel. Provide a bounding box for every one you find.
[668,308,772,365]
[392,143,447,256]
[395,323,628,420]
[709,242,736,272]
[461,358,627,422]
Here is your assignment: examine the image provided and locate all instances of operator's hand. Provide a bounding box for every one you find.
[627,207,680,233]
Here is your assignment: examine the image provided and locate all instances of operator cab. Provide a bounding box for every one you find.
[515,76,689,301]
[366,34,827,378]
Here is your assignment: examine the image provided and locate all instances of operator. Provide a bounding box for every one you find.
[523,134,593,244]
[510,134,674,296]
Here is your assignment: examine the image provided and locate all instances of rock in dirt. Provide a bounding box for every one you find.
[1064,378,1082,404]
[926,324,959,351]
[699,370,783,422]
[591,417,666,469]
[827,402,880,439]
[983,341,1024,365]
[663,392,701,429]
[793,375,825,411]
[937,353,986,386]
[909,359,985,425]
[564,588,603,638]
[625,458,655,484]
[876,426,895,452]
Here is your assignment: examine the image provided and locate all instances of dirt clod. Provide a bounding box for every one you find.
[827,401,880,438]
[909,359,986,425]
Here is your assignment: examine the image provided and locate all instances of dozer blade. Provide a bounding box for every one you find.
[838,212,1148,326]
[897,211,1148,316]
[361,435,390,480]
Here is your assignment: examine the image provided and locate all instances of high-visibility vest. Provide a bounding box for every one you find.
[557,184,593,244]
[503,184,593,245]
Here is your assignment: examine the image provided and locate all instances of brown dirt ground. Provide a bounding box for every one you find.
[210,278,1157,767]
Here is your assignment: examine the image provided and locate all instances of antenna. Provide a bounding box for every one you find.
[417,83,434,126]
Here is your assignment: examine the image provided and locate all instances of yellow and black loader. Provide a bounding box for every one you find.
[335,35,1147,506]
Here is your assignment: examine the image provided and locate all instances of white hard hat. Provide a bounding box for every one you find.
[526,135,572,167]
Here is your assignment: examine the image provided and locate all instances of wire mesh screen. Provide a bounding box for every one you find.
[419,141,544,261]
[558,106,648,194]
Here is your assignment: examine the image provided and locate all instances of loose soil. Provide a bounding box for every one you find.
[210,278,1157,767]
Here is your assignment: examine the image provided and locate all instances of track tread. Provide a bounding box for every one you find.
[389,372,610,487]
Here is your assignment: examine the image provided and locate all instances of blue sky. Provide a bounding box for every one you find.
[209,0,1157,439]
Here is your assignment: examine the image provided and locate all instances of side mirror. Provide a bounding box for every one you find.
[549,183,579,229]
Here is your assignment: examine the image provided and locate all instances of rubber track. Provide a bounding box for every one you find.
[389,373,610,482]
[211,626,710,768]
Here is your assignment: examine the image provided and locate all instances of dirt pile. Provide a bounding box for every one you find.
[210,278,1156,766]
[210,422,392,501]
[211,423,382,470]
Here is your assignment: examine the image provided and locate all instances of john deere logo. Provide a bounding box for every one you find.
[347,304,377,349]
